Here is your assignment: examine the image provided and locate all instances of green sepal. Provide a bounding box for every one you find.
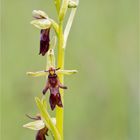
[23,120,45,130]
[30,19,51,29]
[57,69,78,75]
[32,10,48,19]
[26,71,47,77]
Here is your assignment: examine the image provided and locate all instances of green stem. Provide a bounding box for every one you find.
[56,21,65,140]
[55,2,78,140]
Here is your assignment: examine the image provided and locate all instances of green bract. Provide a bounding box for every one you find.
[35,97,61,140]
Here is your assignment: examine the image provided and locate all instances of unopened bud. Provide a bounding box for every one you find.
[68,0,78,8]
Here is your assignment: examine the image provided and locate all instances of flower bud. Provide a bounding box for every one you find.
[68,0,78,8]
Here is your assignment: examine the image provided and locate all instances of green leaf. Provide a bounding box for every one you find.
[31,19,51,29]
[23,120,45,130]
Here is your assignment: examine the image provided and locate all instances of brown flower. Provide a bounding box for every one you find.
[42,67,67,110]
[32,10,51,56]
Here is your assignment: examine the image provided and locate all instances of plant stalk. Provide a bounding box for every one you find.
[56,21,65,140]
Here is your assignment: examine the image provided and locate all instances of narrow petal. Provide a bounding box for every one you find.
[42,81,49,95]
[58,79,68,89]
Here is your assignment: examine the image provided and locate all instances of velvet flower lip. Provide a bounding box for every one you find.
[40,29,50,56]
[43,67,67,110]
[31,10,52,56]
[23,114,56,140]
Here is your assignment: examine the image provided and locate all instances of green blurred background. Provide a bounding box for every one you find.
[1,0,139,140]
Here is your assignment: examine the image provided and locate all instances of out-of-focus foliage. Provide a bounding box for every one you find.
[1,0,139,140]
